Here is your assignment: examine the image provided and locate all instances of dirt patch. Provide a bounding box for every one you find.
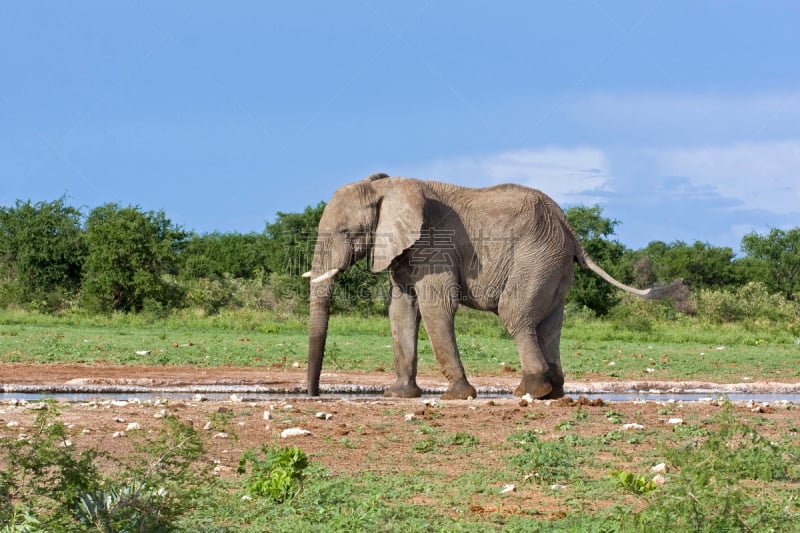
[2,363,798,522]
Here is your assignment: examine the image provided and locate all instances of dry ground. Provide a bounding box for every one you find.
[1,363,798,521]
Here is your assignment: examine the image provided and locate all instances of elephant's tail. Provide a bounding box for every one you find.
[568,231,684,300]
[576,251,685,299]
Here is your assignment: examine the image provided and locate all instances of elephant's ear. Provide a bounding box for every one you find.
[371,179,425,272]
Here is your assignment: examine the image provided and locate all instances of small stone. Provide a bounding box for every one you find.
[666,418,683,425]
[126,422,141,431]
[135,350,151,356]
[193,394,207,402]
[550,484,567,491]
[621,423,645,431]
[111,401,128,407]
[281,427,311,438]
[404,413,416,421]
[59,439,73,447]
[112,431,125,438]
[213,432,230,439]
[315,412,333,420]
[292,361,300,368]
[6,420,19,428]
[203,421,213,431]
[652,474,666,486]
[213,464,232,474]
[500,484,516,494]
[651,463,667,473]
[114,417,126,423]
[154,409,168,419]
[263,411,272,420]
[230,394,243,403]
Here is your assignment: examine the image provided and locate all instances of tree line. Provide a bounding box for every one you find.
[1,197,798,317]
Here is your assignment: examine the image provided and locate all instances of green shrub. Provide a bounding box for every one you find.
[238,445,310,503]
[693,282,800,324]
[0,403,211,532]
[623,401,798,531]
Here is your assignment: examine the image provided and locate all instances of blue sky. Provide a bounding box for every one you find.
[2,2,798,252]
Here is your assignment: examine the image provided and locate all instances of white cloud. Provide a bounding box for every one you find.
[652,140,800,214]
[403,147,613,205]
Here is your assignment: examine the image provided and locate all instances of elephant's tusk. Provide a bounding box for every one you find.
[311,268,339,283]
[301,271,312,278]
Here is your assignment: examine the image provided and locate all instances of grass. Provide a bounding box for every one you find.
[1,306,798,383]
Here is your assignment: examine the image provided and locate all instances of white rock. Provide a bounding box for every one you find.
[193,394,207,402]
[135,350,151,356]
[230,394,243,403]
[153,409,168,419]
[114,417,126,423]
[112,431,125,438]
[27,402,47,411]
[280,427,311,438]
[59,439,73,447]
[126,422,141,431]
[315,412,333,420]
[82,428,91,435]
[621,423,645,431]
[203,421,213,431]
[213,432,230,439]
[500,484,516,494]
[550,484,567,491]
[651,463,667,473]
[6,420,19,428]
[521,393,534,403]
[263,411,272,420]
[666,418,683,425]
[404,413,416,421]
[111,401,128,407]
[652,474,666,486]
[292,361,300,368]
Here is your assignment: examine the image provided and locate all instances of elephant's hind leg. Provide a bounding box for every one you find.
[536,303,566,399]
[508,331,554,399]
[498,276,562,399]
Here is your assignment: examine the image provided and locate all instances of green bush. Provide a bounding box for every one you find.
[623,401,798,532]
[238,445,310,503]
[0,403,211,532]
[693,282,800,324]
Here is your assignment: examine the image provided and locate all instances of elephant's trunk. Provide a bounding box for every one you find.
[307,276,333,396]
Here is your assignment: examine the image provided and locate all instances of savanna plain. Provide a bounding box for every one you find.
[1,307,799,532]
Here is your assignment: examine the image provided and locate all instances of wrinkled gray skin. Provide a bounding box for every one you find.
[307,174,671,400]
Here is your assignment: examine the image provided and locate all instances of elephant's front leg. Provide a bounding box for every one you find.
[418,285,477,400]
[384,286,423,398]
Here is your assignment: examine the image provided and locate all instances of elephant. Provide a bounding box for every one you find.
[305,173,677,400]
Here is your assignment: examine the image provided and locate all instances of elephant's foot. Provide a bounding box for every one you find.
[384,381,423,398]
[541,371,565,399]
[514,373,553,399]
[441,379,477,400]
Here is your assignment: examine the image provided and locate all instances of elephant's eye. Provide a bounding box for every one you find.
[338,227,348,235]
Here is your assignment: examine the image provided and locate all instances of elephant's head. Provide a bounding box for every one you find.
[305,173,424,395]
